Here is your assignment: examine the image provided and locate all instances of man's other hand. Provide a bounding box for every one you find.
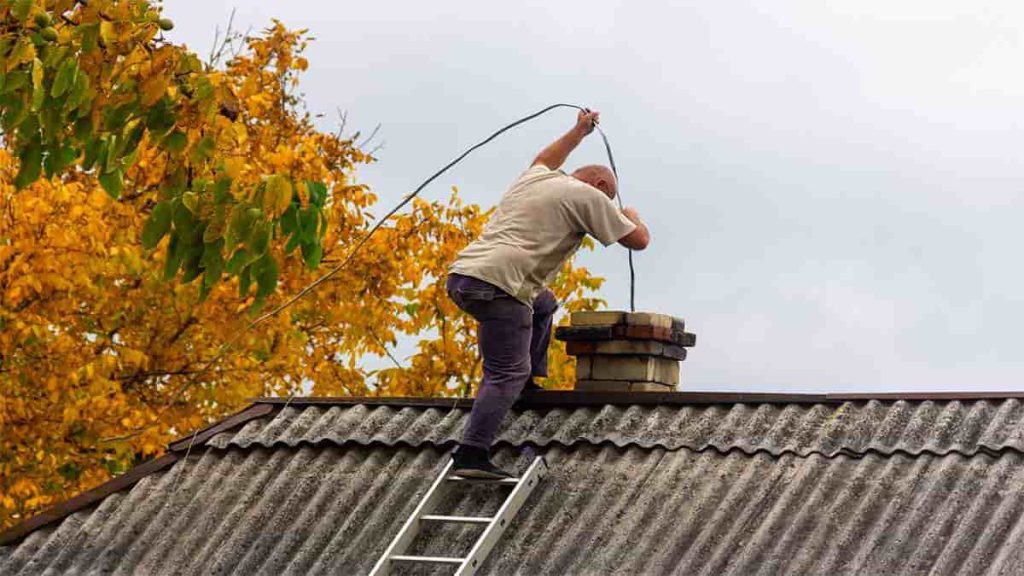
[619,206,650,250]
[575,109,600,136]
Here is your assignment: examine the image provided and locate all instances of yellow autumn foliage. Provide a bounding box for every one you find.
[0,15,605,529]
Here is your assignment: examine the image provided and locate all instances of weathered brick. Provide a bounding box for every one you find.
[593,340,665,356]
[555,325,615,342]
[660,343,687,361]
[564,341,597,355]
[575,356,593,379]
[567,339,687,360]
[559,324,696,347]
[589,355,679,385]
[574,380,676,392]
[570,311,626,326]
[624,312,673,329]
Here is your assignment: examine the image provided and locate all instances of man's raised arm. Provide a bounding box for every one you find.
[531,109,599,170]
[618,207,651,250]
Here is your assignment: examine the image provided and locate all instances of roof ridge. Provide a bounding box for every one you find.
[250,391,1024,408]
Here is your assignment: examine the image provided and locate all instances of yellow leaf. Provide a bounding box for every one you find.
[99,21,116,48]
[224,157,243,179]
[31,57,42,90]
[5,38,35,72]
[182,191,198,213]
[140,75,168,106]
[264,174,292,217]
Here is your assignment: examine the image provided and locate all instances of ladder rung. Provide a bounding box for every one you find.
[446,476,520,485]
[421,514,494,524]
[390,554,465,564]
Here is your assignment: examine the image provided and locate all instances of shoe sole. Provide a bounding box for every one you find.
[451,467,512,480]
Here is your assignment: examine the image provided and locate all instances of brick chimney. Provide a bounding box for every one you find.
[554,311,695,392]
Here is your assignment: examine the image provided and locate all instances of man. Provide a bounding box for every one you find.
[447,109,651,478]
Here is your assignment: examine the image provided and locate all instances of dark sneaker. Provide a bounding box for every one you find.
[451,445,514,479]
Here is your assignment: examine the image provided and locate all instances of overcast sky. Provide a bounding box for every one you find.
[170,1,1024,393]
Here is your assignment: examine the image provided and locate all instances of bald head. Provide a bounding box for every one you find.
[571,164,618,200]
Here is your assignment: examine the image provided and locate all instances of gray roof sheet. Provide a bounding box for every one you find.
[4,395,1024,575]
[210,399,1024,457]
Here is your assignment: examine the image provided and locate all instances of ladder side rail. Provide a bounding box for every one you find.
[455,457,548,576]
[369,458,457,576]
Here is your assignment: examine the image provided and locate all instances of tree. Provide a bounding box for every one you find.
[0,6,604,529]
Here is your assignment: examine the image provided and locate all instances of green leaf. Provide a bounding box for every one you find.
[104,134,124,173]
[98,168,124,199]
[66,70,90,111]
[212,178,232,204]
[51,59,76,98]
[141,201,173,249]
[305,180,328,208]
[1,98,26,134]
[284,232,302,255]
[238,264,252,297]
[301,241,322,269]
[81,136,102,170]
[247,220,271,256]
[172,201,203,245]
[180,245,203,283]
[30,58,44,112]
[201,240,225,288]
[163,234,182,281]
[203,205,227,242]
[161,166,187,198]
[42,44,68,70]
[80,23,100,52]
[14,140,42,189]
[43,140,75,177]
[225,204,256,250]
[145,97,175,137]
[280,204,298,236]
[225,248,250,275]
[253,254,279,301]
[13,0,32,23]
[298,207,318,242]
[72,115,93,142]
[123,120,146,154]
[188,134,215,163]
[1,70,28,95]
[102,103,134,132]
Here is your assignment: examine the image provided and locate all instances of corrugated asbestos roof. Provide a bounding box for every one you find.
[207,399,1024,458]
[4,393,1024,575]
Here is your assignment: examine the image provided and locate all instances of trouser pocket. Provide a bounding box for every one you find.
[447,274,497,312]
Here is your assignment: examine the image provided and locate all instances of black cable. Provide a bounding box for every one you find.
[169,103,636,405]
[251,103,635,328]
[594,126,636,312]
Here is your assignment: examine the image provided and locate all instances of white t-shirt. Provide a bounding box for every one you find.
[449,164,637,306]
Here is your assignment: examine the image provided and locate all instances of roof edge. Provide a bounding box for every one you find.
[252,391,836,407]
[0,453,179,547]
[1,402,276,548]
[168,403,275,451]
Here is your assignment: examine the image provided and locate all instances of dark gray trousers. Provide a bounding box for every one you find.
[446,273,558,448]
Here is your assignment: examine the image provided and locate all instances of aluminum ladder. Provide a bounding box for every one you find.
[369,456,547,576]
